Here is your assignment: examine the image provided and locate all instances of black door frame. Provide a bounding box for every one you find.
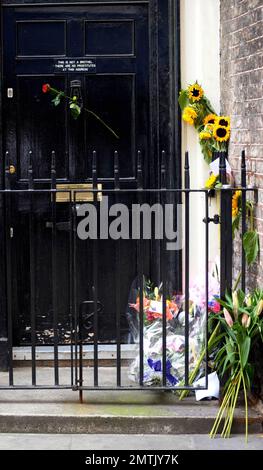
[0,0,181,368]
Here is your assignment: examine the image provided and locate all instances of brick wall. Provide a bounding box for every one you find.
[220,0,263,288]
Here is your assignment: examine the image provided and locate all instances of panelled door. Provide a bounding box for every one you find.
[1,1,180,345]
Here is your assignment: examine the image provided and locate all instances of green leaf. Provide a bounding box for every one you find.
[225,291,233,308]
[243,230,260,266]
[232,212,241,236]
[240,336,251,369]
[178,90,189,110]
[199,140,213,164]
[202,96,217,115]
[51,91,64,107]
[237,289,245,307]
[52,96,61,106]
[69,103,81,120]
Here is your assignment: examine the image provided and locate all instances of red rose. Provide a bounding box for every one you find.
[42,83,51,93]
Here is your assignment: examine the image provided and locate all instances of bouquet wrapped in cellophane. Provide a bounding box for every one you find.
[127,276,220,387]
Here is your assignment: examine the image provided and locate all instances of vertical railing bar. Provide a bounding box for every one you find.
[184,151,190,387]
[114,151,121,387]
[219,151,233,296]
[205,191,209,389]
[92,151,99,387]
[28,151,36,386]
[241,150,247,292]
[51,151,59,385]
[5,152,13,386]
[161,150,167,386]
[69,187,74,387]
[137,150,144,386]
[219,152,226,298]
[79,302,83,404]
[73,190,78,390]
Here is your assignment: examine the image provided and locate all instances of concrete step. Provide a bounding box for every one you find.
[0,367,262,435]
[13,345,137,367]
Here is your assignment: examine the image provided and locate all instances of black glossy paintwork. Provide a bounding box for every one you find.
[0,1,181,347]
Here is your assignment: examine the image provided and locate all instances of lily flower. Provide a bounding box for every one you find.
[232,291,239,320]
[223,308,233,327]
[256,299,263,317]
[242,313,251,328]
[245,294,252,307]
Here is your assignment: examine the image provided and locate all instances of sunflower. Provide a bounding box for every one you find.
[199,131,211,140]
[188,83,204,102]
[216,116,230,128]
[182,106,197,125]
[232,190,241,217]
[213,125,230,142]
[203,114,217,126]
[205,173,218,189]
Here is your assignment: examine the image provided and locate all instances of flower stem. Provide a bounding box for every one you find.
[209,379,235,438]
[179,322,221,400]
[49,87,120,139]
[240,368,248,443]
[83,108,120,140]
[223,371,241,438]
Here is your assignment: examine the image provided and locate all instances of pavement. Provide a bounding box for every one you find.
[0,433,262,450]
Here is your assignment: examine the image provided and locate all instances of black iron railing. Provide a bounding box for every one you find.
[0,150,257,400]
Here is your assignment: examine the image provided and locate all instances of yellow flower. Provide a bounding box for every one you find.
[188,83,204,102]
[205,173,218,189]
[199,131,211,140]
[182,106,197,125]
[233,190,242,200]
[232,206,239,217]
[203,114,218,126]
[206,124,214,131]
[213,125,230,142]
[216,116,230,128]
[232,190,241,217]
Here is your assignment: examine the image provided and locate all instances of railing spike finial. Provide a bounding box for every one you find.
[29,150,33,168]
[161,150,166,189]
[5,151,9,173]
[92,150,97,186]
[51,150,56,170]
[184,151,190,189]
[241,150,246,188]
[137,150,143,189]
[4,151,11,189]
[92,150,97,169]
[51,151,56,189]
[28,151,33,189]
[114,150,120,189]
[219,151,227,185]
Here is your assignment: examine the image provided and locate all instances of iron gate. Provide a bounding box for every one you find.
[0,150,257,400]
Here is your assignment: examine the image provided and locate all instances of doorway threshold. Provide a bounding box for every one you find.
[13,344,137,367]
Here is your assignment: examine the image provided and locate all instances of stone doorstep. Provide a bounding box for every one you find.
[13,345,137,367]
[0,400,261,435]
[0,367,262,435]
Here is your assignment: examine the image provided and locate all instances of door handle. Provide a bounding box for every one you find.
[70,79,83,109]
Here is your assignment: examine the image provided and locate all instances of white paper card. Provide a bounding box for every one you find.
[194,371,220,401]
[210,157,232,176]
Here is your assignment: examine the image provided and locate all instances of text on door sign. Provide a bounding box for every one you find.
[54,59,96,73]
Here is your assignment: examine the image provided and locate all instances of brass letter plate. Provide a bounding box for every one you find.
[55,183,102,203]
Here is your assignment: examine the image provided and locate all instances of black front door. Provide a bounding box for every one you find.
[1,1,180,345]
